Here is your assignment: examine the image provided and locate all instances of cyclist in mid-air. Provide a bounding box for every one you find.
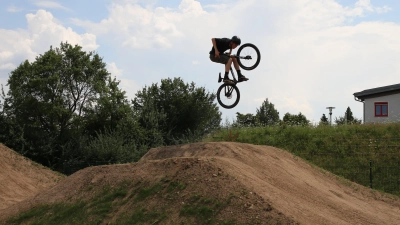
[209,36,249,84]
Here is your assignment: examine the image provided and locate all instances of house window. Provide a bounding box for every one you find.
[375,102,388,117]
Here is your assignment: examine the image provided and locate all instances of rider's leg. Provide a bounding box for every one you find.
[210,54,234,84]
[232,58,249,81]
[223,58,234,84]
[225,58,233,75]
[232,57,240,71]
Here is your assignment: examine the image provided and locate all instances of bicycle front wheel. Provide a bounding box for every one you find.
[237,43,261,71]
[217,83,240,109]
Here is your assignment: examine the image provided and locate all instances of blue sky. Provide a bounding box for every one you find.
[1,0,400,124]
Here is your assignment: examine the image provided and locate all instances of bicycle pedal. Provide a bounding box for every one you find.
[218,73,222,83]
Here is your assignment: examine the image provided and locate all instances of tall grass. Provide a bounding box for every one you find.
[210,123,400,196]
[7,179,239,225]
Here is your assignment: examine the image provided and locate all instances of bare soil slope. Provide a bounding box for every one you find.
[1,153,296,224]
[142,142,400,225]
[1,142,400,225]
[0,144,64,210]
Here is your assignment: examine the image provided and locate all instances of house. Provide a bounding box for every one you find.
[353,83,400,123]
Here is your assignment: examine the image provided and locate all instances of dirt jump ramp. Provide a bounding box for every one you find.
[0,144,63,210]
[141,142,400,225]
[1,142,400,224]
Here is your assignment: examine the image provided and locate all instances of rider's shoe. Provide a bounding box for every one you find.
[223,77,234,85]
[238,75,249,82]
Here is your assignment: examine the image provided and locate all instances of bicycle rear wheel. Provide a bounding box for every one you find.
[237,43,261,71]
[217,83,240,109]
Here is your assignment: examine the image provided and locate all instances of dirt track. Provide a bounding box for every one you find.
[1,142,400,224]
[142,142,400,225]
[0,144,63,210]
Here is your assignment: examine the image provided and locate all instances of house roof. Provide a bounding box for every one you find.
[353,83,400,101]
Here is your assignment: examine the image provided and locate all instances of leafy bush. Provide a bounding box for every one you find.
[132,77,221,145]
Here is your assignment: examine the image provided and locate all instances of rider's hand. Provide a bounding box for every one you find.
[215,50,220,58]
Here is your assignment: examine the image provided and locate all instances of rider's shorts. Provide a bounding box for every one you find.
[210,54,230,64]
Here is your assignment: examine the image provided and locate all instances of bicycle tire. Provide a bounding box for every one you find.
[217,83,240,109]
[237,43,261,71]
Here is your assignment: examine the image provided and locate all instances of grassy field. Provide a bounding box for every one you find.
[6,179,243,225]
[207,123,400,196]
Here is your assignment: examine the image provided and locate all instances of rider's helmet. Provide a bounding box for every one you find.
[231,36,241,45]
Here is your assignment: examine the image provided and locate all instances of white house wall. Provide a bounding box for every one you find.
[364,93,400,123]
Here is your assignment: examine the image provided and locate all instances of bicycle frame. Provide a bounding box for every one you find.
[218,52,253,84]
[218,66,238,84]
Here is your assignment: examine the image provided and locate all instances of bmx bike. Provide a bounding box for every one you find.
[216,43,261,109]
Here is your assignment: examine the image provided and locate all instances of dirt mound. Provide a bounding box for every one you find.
[142,142,400,225]
[1,142,400,224]
[0,144,64,210]
[1,157,295,224]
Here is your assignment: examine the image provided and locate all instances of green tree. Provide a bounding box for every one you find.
[131,87,166,148]
[319,113,329,126]
[132,77,221,144]
[0,88,7,142]
[83,76,133,135]
[255,98,280,126]
[282,112,310,126]
[234,112,257,127]
[0,85,3,113]
[335,107,362,125]
[0,84,28,153]
[2,42,129,168]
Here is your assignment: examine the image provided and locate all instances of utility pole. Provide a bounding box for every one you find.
[326,107,335,126]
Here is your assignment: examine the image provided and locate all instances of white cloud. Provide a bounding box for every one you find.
[203,4,228,10]
[107,62,139,100]
[7,5,24,13]
[32,0,72,11]
[119,78,140,100]
[0,28,36,69]
[270,95,313,119]
[108,62,123,77]
[178,0,205,15]
[268,0,391,32]
[72,0,214,49]
[355,0,391,14]
[0,10,98,89]
[0,63,16,71]
[25,10,98,52]
[73,3,184,49]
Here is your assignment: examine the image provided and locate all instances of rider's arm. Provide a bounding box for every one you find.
[211,38,220,58]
